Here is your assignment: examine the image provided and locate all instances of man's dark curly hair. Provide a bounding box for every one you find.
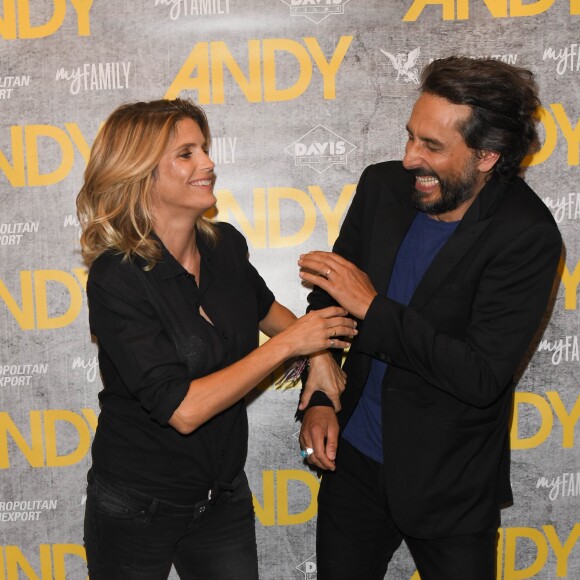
[420,56,541,181]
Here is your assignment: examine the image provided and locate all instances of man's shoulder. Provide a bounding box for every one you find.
[500,177,558,228]
[358,160,414,197]
[484,178,562,253]
[363,160,407,179]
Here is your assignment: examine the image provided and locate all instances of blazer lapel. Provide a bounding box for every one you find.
[409,220,493,310]
[409,177,508,311]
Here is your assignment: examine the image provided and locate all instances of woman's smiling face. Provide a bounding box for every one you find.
[152,117,216,222]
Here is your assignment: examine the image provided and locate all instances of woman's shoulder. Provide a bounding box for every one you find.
[214,220,242,238]
[212,221,248,251]
[89,251,145,286]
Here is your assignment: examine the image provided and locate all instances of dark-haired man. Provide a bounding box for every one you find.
[297,57,562,579]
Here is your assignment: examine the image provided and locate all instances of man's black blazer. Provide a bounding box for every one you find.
[308,161,562,538]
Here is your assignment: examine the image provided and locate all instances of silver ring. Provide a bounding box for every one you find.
[325,268,331,278]
[330,339,335,347]
[300,447,314,458]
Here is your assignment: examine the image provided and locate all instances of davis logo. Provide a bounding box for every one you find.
[285,125,356,173]
[280,0,351,24]
[380,46,422,84]
[296,553,317,579]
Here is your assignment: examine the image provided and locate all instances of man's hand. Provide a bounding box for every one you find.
[299,406,340,471]
[300,350,346,412]
[298,252,377,320]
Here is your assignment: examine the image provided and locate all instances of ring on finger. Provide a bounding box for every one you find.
[300,447,314,459]
[330,339,335,347]
[325,268,331,279]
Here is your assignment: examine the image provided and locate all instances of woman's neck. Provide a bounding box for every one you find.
[155,220,200,277]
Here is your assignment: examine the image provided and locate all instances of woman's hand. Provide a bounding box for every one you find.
[170,304,354,435]
[300,350,346,412]
[273,306,357,359]
[298,251,378,320]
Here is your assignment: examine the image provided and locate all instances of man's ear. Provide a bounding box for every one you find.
[477,150,500,173]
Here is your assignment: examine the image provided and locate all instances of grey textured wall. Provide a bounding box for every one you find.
[0,1,578,578]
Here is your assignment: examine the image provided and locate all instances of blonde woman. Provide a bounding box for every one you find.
[77,98,354,580]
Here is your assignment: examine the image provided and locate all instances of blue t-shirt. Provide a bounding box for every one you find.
[342,211,459,462]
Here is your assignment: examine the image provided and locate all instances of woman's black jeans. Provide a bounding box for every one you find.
[83,469,259,579]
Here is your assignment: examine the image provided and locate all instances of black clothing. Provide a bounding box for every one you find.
[308,161,561,537]
[87,222,275,504]
[84,469,259,580]
[316,438,498,580]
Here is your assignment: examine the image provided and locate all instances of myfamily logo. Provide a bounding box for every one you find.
[210,136,237,165]
[280,0,350,24]
[296,553,317,579]
[537,336,580,365]
[380,47,422,84]
[71,356,99,383]
[537,473,580,500]
[543,193,580,223]
[154,0,231,19]
[63,214,82,239]
[55,62,131,95]
[285,125,356,173]
[543,44,580,76]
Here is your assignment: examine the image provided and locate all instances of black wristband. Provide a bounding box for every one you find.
[295,389,334,421]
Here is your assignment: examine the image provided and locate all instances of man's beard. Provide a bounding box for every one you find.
[411,157,479,215]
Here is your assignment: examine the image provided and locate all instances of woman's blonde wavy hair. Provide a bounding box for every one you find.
[76,98,218,269]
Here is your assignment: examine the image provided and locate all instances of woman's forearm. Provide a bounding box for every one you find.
[169,303,355,434]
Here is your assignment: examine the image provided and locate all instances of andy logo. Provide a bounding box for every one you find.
[296,554,317,579]
[281,0,351,24]
[286,125,356,173]
[380,47,422,84]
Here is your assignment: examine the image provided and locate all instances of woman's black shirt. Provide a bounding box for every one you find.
[87,223,275,503]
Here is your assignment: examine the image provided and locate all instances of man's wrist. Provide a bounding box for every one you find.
[295,389,334,421]
[306,390,334,409]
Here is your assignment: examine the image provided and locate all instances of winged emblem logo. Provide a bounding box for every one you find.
[380,47,422,84]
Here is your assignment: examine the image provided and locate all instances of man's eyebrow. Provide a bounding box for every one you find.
[406,126,444,147]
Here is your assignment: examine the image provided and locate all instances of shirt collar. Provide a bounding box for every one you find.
[151,230,214,281]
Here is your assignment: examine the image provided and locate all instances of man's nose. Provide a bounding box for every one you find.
[402,140,420,169]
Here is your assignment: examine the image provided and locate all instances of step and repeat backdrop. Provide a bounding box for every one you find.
[0,1,579,578]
